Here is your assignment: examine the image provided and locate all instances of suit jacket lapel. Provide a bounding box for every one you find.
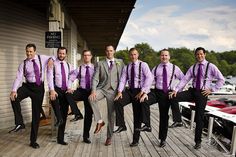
[102,60,109,74]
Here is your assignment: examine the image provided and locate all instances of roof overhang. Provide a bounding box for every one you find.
[62,0,136,56]
[10,0,136,56]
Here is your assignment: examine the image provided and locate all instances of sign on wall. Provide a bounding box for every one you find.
[45,31,61,48]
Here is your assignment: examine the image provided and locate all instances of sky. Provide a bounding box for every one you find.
[117,0,236,52]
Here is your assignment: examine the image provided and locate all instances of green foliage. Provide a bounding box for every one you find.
[116,43,236,76]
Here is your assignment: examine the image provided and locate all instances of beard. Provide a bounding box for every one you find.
[58,56,65,61]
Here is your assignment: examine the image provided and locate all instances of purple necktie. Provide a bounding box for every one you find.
[163,64,168,93]
[130,63,135,89]
[61,62,67,90]
[32,59,41,86]
[196,63,203,90]
[85,66,90,89]
[109,61,113,71]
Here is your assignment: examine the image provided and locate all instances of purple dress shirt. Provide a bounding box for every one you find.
[152,62,184,91]
[47,59,73,90]
[175,59,225,92]
[118,60,153,93]
[12,54,52,92]
[68,63,94,89]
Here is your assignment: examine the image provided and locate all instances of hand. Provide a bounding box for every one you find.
[66,88,74,94]
[47,58,54,68]
[201,89,211,97]
[114,92,122,101]
[169,90,177,99]
[50,90,58,101]
[89,91,96,101]
[140,93,148,102]
[135,91,144,100]
[10,91,17,101]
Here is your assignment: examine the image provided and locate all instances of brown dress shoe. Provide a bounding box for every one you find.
[105,138,111,146]
[94,121,105,134]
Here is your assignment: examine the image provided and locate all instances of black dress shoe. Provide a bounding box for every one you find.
[113,126,127,133]
[8,124,25,133]
[70,114,83,122]
[54,119,64,127]
[58,141,68,145]
[159,140,166,148]
[130,142,139,147]
[83,138,91,144]
[193,142,201,149]
[135,125,152,132]
[30,142,40,149]
[169,122,183,128]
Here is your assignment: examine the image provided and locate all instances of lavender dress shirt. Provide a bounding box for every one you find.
[67,63,94,89]
[118,60,153,94]
[175,59,225,92]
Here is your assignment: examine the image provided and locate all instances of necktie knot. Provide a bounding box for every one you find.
[109,61,113,70]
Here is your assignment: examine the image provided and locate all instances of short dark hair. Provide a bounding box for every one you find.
[82,49,92,56]
[129,47,138,54]
[105,44,115,50]
[57,47,67,54]
[26,43,36,51]
[194,47,206,54]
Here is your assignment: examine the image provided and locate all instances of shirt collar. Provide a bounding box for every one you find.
[198,59,207,65]
[131,60,140,65]
[160,62,170,67]
[106,58,115,63]
[83,63,92,67]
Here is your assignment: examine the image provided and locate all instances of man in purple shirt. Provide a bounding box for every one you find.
[47,47,77,145]
[9,43,52,149]
[66,50,94,144]
[169,47,225,149]
[114,48,153,147]
[138,49,184,148]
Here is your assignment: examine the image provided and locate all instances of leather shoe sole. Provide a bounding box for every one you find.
[113,126,127,133]
[130,142,139,147]
[70,114,83,122]
[94,121,105,134]
[83,138,91,144]
[57,141,68,145]
[135,125,151,132]
[105,138,111,146]
[169,122,183,128]
[30,142,40,149]
[8,125,25,133]
[159,141,166,148]
[194,143,201,149]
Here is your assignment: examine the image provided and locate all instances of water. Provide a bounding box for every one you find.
[225,77,236,84]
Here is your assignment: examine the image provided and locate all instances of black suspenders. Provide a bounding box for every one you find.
[192,62,210,89]
[77,65,82,85]
[154,64,175,90]
[23,55,42,80]
[126,62,142,88]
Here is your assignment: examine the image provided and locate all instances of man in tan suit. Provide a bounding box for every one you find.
[89,45,124,146]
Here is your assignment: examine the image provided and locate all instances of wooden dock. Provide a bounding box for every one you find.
[0,100,231,157]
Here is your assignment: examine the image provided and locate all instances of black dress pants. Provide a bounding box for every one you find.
[141,89,171,141]
[51,87,69,142]
[66,88,93,139]
[172,88,207,143]
[114,88,142,143]
[11,82,44,143]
